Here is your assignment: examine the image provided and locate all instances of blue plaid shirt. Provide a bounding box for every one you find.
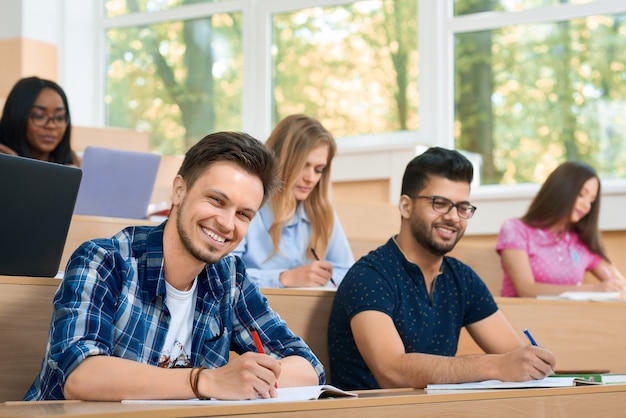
[25,222,325,400]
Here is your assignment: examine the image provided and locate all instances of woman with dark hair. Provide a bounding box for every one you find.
[497,161,625,297]
[232,114,354,287]
[0,76,79,166]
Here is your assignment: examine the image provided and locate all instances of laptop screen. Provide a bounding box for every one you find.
[74,146,161,219]
[0,154,82,277]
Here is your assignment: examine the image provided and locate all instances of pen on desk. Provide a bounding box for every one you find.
[310,247,337,287]
[523,328,538,346]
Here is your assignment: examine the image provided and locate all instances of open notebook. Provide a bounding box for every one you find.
[122,385,357,404]
[0,154,82,277]
[74,146,161,219]
[425,376,601,392]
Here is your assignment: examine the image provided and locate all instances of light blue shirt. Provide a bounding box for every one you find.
[232,203,354,288]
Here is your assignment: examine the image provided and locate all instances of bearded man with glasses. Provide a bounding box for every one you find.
[328,147,556,390]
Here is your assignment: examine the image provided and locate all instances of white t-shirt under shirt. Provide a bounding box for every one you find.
[158,279,197,368]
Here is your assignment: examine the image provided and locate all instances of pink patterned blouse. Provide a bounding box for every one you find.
[496,218,602,297]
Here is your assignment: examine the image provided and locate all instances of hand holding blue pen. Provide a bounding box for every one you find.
[524,328,556,376]
[523,328,538,346]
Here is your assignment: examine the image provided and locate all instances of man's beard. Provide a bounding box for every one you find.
[176,202,221,265]
[410,216,463,256]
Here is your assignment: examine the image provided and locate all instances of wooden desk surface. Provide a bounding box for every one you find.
[2,385,626,417]
[3,278,626,404]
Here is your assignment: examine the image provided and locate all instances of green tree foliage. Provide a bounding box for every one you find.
[106,0,241,154]
[455,1,626,184]
[270,0,418,136]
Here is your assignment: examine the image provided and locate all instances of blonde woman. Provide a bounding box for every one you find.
[233,114,353,287]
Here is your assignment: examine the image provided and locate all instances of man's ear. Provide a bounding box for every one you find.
[399,195,412,219]
[171,175,186,205]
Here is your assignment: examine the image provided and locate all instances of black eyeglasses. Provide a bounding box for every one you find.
[407,195,477,219]
[29,112,68,128]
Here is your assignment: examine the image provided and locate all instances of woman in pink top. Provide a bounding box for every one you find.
[497,161,625,297]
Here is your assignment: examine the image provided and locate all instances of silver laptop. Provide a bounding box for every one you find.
[74,146,161,219]
[0,154,82,277]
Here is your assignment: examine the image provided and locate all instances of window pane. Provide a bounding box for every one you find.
[271,0,418,137]
[105,0,231,18]
[454,0,597,16]
[455,14,626,185]
[105,14,242,154]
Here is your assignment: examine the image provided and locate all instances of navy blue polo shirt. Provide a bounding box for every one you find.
[328,238,498,390]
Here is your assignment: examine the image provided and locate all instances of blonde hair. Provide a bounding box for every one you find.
[265,114,337,259]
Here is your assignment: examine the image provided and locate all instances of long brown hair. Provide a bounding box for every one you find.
[522,161,607,259]
[265,114,337,259]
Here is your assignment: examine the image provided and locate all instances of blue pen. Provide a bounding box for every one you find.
[523,329,538,346]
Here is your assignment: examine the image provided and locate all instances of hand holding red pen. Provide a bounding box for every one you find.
[250,327,279,389]
[196,349,280,399]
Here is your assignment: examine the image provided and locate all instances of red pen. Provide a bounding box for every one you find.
[310,247,337,287]
[250,327,266,354]
[250,327,278,388]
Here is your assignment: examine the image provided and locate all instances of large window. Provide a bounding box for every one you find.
[104,0,417,155]
[102,0,626,185]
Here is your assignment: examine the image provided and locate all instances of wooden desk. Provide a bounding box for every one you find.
[4,277,626,402]
[261,289,626,375]
[2,385,626,417]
